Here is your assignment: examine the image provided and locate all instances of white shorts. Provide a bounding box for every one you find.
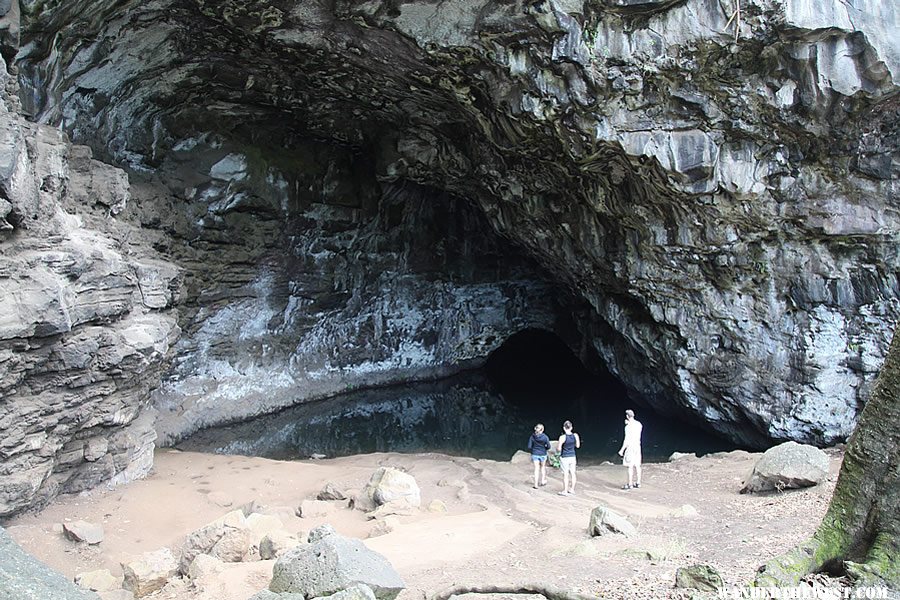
[560,456,577,474]
[623,447,642,467]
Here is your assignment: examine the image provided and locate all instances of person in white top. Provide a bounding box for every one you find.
[617,409,643,489]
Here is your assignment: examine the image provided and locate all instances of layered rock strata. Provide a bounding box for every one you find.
[0,0,897,513]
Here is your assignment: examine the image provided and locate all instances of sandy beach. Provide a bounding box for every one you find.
[3,447,843,599]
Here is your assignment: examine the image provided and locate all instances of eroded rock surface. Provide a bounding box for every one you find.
[0,0,897,514]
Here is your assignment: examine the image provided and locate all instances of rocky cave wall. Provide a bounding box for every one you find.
[0,0,898,515]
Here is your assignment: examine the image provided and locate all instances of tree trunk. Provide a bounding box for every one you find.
[755,323,900,588]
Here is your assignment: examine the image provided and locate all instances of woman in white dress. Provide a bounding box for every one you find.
[617,409,643,489]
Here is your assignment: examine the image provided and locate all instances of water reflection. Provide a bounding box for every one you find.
[178,371,738,462]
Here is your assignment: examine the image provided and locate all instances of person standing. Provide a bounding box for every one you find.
[618,409,643,489]
[557,420,580,496]
[527,423,550,489]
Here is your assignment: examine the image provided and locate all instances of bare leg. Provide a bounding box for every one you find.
[570,469,577,493]
[561,469,569,494]
[540,461,547,485]
[635,464,642,486]
[533,461,540,488]
[627,465,634,487]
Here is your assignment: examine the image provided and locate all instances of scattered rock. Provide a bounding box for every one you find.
[246,513,286,545]
[75,569,119,592]
[63,520,105,545]
[210,527,251,563]
[365,499,417,520]
[187,554,224,581]
[312,583,378,600]
[368,517,399,538]
[122,548,178,598]
[309,454,327,460]
[670,504,699,518]
[674,564,724,592]
[426,500,447,513]
[98,591,135,600]
[269,528,405,599]
[589,505,636,537]
[317,483,347,501]
[356,467,421,512]
[260,531,303,560]
[179,510,249,572]
[741,441,830,493]
[298,499,335,519]
[509,451,531,465]
[307,524,336,544]
[668,452,696,461]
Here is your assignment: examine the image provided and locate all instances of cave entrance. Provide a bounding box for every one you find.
[178,327,738,462]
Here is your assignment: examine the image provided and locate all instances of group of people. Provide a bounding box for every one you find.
[526,410,643,495]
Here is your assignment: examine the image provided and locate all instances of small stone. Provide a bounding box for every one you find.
[309,453,327,460]
[317,483,347,501]
[675,564,724,592]
[63,520,105,545]
[368,517,399,538]
[426,500,447,513]
[671,504,699,518]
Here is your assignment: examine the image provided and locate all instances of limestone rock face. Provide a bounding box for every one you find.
[740,441,830,493]
[0,0,897,515]
[6,0,895,457]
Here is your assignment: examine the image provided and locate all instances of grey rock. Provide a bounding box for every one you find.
[674,564,725,592]
[317,483,347,501]
[307,524,337,544]
[312,584,378,600]
[269,531,405,599]
[259,531,302,560]
[0,526,100,600]
[248,591,305,600]
[741,442,830,493]
[62,520,105,545]
[589,505,636,537]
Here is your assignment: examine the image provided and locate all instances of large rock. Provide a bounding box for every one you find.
[121,548,178,598]
[269,526,405,599]
[74,569,119,592]
[63,521,105,545]
[674,565,724,592]
[589,506,636,537]
[356,468,421,512]
[312,584,377,600]
[0,526,100,600]
[179,510,249,572]
[741,442,830,493]
[260,531,303,560]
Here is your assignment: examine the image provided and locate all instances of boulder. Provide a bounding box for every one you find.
[269,526,404,599]
[365,498,417,520]
[668,452,696,461]
[260,531,303,560]
[308,524,336,544]
[187,554,224,581]
[509,451,531,465]
[674,564,724,592]
[210,527,251,562]
[317,483,347,501]
[312,584,377,600]
[246,513,286,546]
[589,506,636,537]
[741,442,830,493]
[426,500,447,513]
[122,548,178,598]
[74,569,119,592]
[180,510,250,572]
[356,468,420,512]
[63,520,105,545]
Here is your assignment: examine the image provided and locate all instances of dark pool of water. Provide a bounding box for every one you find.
[177,371,739,463]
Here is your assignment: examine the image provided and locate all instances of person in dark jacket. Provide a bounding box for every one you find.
[557,420,581,496]
[527,423,551,489]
